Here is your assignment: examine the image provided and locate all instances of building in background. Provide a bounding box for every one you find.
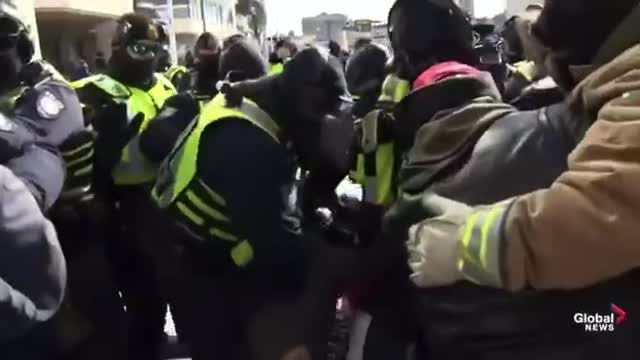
[170,0,237,62]
[35,0,131,75]
[235,0,266,38]
[371,22,389,49]
[343,19,389,50]
[301,13,348,49]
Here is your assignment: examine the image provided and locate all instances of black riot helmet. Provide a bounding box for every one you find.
[345,43,388,98]
[387,0,478,81]
[110,13,166,87]
[0,11,34,93]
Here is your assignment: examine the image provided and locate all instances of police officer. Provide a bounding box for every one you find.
[71,13,177,360]
[0,11,84,211]
[0,9,85,359]
[146,47,349,360]
[175,32,222,98]
[140,37,268,167]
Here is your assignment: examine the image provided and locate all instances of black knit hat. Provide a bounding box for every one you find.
[388,0,478,79]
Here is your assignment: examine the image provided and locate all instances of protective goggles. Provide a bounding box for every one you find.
[126,40,162,61]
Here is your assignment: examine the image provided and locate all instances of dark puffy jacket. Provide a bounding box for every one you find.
[395,69,640,360]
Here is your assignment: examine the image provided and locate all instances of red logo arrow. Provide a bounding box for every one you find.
[611,303,627,325]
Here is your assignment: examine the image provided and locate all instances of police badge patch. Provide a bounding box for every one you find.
[36,91,65,119]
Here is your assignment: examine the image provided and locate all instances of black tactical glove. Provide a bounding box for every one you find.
[53,130,109,230]
[162,93,200,120]
[139,94,199,162]
[59,130,95,201]
[92,101,144,177]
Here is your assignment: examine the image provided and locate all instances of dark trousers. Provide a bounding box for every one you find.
[149,223,339,360]
[107,189,168,360]
[52,212,128,360]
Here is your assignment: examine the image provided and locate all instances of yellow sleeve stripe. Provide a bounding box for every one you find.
[62,141,93,157]
[176,201,205,226]
[198,179,227,207]
[209,227,238,243]
[185,190,229,222]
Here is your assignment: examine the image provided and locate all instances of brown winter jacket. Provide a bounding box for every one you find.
[504,7,640,291]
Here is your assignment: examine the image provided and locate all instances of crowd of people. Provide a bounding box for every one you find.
[2,0,640,359]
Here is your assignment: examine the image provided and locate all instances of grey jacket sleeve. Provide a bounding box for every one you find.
[0,165,66,341]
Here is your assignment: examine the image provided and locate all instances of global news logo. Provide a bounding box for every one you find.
[573,304,627,332]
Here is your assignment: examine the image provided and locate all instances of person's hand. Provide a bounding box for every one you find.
[157,94,199,130]
[402,193,473,287]
[383,191,473,288]
[59,130,95,203]
[92,101,144,176]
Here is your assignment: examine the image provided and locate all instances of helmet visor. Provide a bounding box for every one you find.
[126,40,161,61]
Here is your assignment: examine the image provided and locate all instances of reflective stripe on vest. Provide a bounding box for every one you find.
[73,73,177,185]
[350,74,409,206]
[351,110,395,206]
[152,94,280,267]
[457,203,510,288]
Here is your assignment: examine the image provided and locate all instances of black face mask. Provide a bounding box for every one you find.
[0,50,22,94]
[110,49,155,88]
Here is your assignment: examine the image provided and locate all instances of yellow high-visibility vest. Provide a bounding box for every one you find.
[72,73,177,185]
[268,62,284,75]
[349,74,410,206]
[152,94,281,267]
[165,65,188,86]
[511,60,538,82]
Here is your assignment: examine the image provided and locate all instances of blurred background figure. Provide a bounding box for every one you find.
[268,38,297,75]
[471,20,508,95]
[94,51,107,73]
[71,57,90,81]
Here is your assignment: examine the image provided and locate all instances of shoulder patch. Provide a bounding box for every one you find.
[36,90,65,119]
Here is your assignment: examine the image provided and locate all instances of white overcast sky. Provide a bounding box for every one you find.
[265,0,507,34]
